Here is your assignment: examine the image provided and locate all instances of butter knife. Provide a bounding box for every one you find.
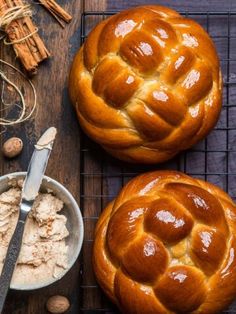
[0,127,57,313]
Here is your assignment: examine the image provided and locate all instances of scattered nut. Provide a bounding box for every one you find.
[2,137,23,158]
[46,295,70,314]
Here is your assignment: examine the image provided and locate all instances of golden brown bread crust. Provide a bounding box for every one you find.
[93,170,236,314]
[69,5,222,163]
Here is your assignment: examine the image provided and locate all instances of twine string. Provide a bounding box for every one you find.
[4,27,38,45]
[0,59,37,126]
[0,4,38,45]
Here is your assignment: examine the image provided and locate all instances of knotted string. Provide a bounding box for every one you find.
[0,4,38,45]
[0,59,37,126]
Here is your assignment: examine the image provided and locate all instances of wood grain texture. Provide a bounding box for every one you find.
[1,1,82,313]
[107,0,236,11]
[83,0,106,11]
[80,0,107,312]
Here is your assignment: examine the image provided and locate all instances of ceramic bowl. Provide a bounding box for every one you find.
[0,172,84,290]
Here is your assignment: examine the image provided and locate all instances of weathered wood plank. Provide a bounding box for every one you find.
[83,0,107,11]
[80,1,107,312]
[107,0,236,11]
[1,0,82,313]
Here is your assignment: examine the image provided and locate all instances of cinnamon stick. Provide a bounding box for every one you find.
[0,0,50,74]
[37,0,72,26]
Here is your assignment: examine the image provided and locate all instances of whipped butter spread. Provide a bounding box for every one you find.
[0,182,69,286]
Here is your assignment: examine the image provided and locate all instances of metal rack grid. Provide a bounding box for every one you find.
[79,10,236,313]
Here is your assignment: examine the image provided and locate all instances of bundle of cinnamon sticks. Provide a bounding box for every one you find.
[0,0,50,74]
[0,0,72,74]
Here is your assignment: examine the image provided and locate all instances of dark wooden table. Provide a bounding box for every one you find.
[0,0,236,313]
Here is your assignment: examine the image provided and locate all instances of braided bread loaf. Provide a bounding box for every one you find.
[94,171,236,313]
[69,6,222,163]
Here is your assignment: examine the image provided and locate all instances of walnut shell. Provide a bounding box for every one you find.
[2,137,23,158]
[46,295,70,314]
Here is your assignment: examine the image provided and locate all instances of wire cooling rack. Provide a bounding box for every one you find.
[79,10,236,314]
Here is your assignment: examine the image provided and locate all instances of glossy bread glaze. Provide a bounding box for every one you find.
[93,171,236,314]
[69,6,222,163]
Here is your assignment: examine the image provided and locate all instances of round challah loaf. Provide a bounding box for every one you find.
[69,5,222,163]
[94,171,236,313]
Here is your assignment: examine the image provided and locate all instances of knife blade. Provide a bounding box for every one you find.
[0,127,57,313]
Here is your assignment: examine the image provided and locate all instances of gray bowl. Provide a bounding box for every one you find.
[0,172,84,290]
